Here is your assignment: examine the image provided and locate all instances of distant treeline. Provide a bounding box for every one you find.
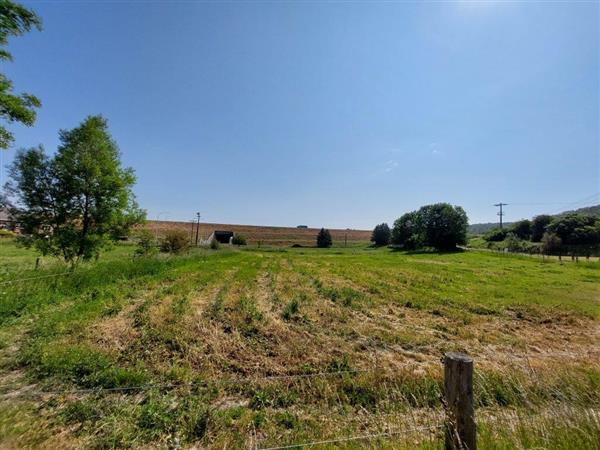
[480,212,600,256]
[468,204,600,235]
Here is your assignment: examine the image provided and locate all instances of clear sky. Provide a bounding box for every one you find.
[2,1,599,229]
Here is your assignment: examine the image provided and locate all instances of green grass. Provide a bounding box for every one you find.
[0,240,599,448]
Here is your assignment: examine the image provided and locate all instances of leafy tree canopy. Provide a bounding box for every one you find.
[371,223,391,246]
[391,211,421,249]
[531,215,552,242]
[392,203,468,251]
[547,213,600,246]
[0,0,42,149]
[5,115,145,265]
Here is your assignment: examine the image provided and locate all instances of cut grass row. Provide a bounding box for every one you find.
[0,242,599,448]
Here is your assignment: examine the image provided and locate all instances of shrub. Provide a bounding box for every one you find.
[134,229,157,257]
[541,232,562,254]
[160,230,189,254]
[316,228,332,248]
[505,233,527,253]
[484,228,508,242]
[370,223,391,246]
[509,220,532,240]
[209,238,220,250]
[231,234,247,246]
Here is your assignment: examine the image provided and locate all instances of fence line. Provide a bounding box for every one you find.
[2,350,598,399]
[0,271,73,285]
[257,424,442,450]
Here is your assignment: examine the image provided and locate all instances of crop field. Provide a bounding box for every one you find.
[145,220,372,247]
[0,239,599,449]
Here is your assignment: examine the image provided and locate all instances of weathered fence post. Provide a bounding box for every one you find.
[444,352,476,450]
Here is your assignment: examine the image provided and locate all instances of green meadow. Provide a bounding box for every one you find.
[1,239,599,449]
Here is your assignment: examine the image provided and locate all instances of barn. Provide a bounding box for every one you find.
[209,230,234,244]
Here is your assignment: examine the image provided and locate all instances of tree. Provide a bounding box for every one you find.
[1,0,42,149]
[546,214,598,245]
[371,223,391,246]
[531,215,552,242]
[316,228,332,248]
[509,219,532,240]
[391,211,421,249]
[5,115,145,265]
[417,203,468,251]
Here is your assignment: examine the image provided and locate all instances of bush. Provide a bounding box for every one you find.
[231,234,247,246]
[509,220,532,240]
[370,223,391,246]
[505,233,527,253]
[160,230,190,254]
[541,232,562,254]
[134,229,157,257]
[484,228,508,242]
[316,228,332,248]
[209,238,220,250]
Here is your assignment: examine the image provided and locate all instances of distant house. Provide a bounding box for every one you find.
[0,208,17,231]
[208,230,234,244]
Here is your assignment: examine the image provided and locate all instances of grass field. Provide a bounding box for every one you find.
[1,238,599,449]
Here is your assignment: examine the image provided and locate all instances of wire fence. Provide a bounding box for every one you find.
[1,349,599,449]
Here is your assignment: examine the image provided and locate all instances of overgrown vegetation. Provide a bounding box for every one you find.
[480,213,600,255]
[0,241,598,448]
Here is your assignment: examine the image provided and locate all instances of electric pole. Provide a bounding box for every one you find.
[494,203,508,229]
[195,212,201,246]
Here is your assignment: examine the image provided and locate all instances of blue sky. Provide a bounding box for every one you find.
[2,1,598,229]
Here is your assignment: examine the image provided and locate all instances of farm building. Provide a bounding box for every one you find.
[208,230,234,244]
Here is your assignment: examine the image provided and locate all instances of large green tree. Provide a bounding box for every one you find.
[5,115,145,265]
[391,203,468,251]
[0,0,42,149]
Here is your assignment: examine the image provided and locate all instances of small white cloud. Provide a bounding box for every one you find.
[383,160,399,173]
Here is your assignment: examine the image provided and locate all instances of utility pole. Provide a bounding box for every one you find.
[494,203,508,229]
[195,212,201,246]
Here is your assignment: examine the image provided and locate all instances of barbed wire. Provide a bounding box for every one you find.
[2,350,598,399]
[257,424,442,450]
[0,271,73,285]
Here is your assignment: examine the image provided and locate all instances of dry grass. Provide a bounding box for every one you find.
[0,243,599,448]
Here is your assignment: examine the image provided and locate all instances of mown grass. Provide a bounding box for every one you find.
[0,240,599,448]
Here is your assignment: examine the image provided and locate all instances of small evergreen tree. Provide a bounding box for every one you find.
[316,228,332,248]
[371,223,391,246]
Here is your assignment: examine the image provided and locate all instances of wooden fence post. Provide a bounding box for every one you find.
[444,352,476,450]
